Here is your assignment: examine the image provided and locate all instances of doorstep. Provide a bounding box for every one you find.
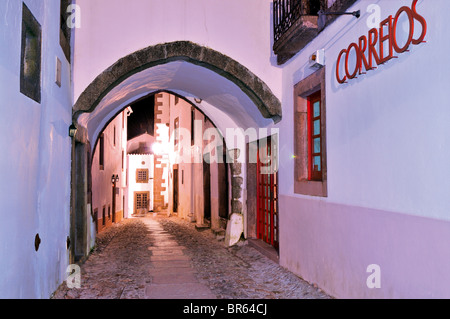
[247,239,279,264]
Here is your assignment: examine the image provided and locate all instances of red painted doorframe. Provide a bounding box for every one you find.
[256,136,279,249]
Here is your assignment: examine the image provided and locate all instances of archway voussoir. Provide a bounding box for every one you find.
[164,41,203,61]
[199,47,230,72]
[75,90,96,113]
[73,41,282,122]
[224,60,255,91]
[133,44,167,66]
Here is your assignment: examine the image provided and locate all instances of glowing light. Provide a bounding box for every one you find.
[152,143,163,155]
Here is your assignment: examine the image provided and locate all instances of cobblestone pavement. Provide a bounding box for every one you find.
[52,215,331,299]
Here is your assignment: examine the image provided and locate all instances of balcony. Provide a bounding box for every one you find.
[273,0,358,65]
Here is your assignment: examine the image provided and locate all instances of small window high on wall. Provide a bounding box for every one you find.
[136,169,149,183]
[20,3,41,103]
[99,134,104,170]
[293,67,327,197]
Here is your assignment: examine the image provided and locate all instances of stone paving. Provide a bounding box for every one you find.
[52,214,331,299]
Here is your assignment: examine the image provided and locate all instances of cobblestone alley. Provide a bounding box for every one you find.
[52,215,331,299]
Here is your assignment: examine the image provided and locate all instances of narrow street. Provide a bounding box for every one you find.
[52,215,331,299]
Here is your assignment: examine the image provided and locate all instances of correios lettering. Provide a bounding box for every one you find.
[336,0,427,84]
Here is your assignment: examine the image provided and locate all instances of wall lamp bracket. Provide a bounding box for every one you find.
[111,174,119,184]
[318,10,360,31]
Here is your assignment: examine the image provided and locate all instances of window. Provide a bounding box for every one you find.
[174,117,180,150]
[99,134,104,170]
[20,3,41,103]
[308,91,322,181]
[122,150,124,171]
[55,57,62,87]
[113,126,116,147]
[135,192,149,212]
[102,206,106,226]
[136,169,149,183]
[94,208,98,232]
[293,67,327,197]
[191,108,195,146]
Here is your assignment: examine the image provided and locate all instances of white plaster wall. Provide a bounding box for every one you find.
[278,0,450,221]
[73,0,281,104]
[92,113,126,225]
[171,97,194,220]
[0,0,72,298]
[276,0,450,298]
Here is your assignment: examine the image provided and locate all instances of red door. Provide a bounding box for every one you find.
[256,136,279,249]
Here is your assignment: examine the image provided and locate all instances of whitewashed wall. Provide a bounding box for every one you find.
[73,0,281,104]
[127,154,154,214]
[0,0,72,298]
[278,0,450,298]
[92,112,126,228]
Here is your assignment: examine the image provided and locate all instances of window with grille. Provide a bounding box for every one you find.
[136,169,149,183]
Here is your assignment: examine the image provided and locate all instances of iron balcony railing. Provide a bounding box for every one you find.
[273,0,320,43]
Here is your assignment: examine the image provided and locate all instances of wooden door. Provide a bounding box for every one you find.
[173,168,178,213]
[256,136,279,249]
[203,160,211,220]
[134,191,149,214]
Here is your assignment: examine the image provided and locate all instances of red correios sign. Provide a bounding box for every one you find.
[336,0,427,84]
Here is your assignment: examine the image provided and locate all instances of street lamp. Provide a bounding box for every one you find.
[111,174,119,184]
[69,123,77,137]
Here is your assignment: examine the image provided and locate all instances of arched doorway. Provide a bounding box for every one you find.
[69,42,281,262]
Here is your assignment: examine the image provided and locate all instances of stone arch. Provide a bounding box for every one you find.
[73,41,282,123]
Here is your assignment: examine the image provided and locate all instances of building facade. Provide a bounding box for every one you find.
[127,154,154,216]
[91,110,127,233]
[2,0,450,299]
[0,0,73,298]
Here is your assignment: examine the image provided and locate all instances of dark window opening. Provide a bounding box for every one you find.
[60,0,72,62]
[174,117,180,150]
[307,0,322,15]
[113,126,116,146]
[191,108,195,146]
[20,3,41,103]
[99,134,104,170]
